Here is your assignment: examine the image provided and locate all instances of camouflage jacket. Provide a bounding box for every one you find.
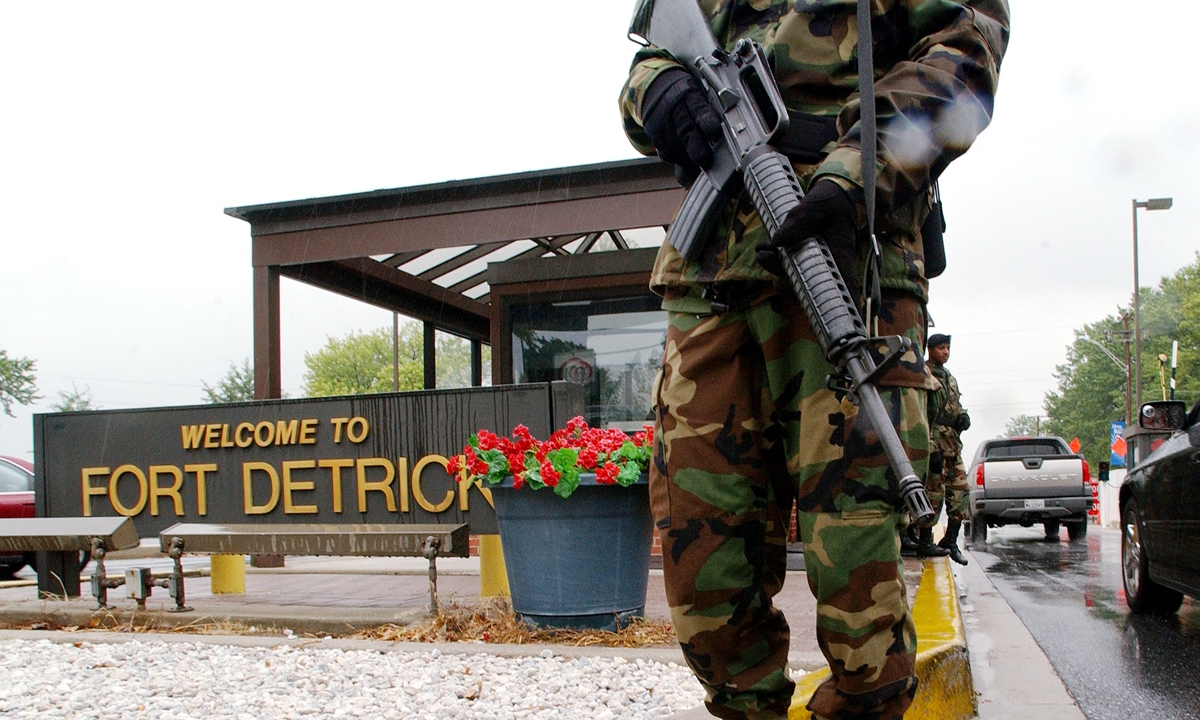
[928,362,967,454]
[619,0,1010,301]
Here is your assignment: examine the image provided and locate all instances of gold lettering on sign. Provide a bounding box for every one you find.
[299,418,318,445]
[181,425,204,450]
[346,417,369,443]
[243,461,280,514]
[356,458,396,512]
[396,457,410,512]
[234,422,254,448]
[411,454,454,513]
[253,421,275,447]
[81,467,110,516]
[109,464,148,516]
[281,460,318,514]
[318,458,353,513]
[184,463,216,515]
[149,465,184,516]
[275,420,299,445]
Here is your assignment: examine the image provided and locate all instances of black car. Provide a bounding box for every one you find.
[1120,399,1200,614]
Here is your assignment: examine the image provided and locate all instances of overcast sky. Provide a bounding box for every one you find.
[2,1,1198,464]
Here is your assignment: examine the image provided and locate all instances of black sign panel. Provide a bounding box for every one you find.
[33,382,585,538]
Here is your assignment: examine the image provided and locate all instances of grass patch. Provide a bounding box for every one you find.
[352,597,677,648]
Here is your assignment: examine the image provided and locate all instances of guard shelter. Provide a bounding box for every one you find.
[225,157,684,428]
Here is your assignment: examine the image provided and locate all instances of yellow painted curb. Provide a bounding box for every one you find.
[789,557,973,719]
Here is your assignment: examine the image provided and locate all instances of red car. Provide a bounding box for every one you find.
[0,455,35,575]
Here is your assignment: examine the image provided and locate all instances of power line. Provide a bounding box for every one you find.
[37,373,202,390]
[949,324,1078,337]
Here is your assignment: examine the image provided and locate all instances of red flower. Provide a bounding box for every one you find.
[578,447,599,470]
[453,420,649,497]
[595,463,618,485]
[540,461,560,487]
[477,430,499,451]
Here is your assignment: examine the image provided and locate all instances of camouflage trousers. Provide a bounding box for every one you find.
[926,451,969,523]
[650,291,926,720]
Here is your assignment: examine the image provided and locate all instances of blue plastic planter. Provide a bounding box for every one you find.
[490,473,653,631]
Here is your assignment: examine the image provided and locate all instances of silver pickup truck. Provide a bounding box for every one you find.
[966,436,1093,545]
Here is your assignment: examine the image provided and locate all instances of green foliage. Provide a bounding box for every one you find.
[50,383,99,412]
[1004,414,1042,437]
[0,349,39,418]
[202,359,256,403]
[545,448,581,499]
[1039,253,1200,469]
[303,327,416,396]
[301,324,484,397]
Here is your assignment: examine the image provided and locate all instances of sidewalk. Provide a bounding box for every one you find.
[956,546,1087,719]
[0,546,1085,719]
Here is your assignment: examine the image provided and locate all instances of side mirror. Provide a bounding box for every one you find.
[1139,401,1187,432]
[1098,461,1110,483]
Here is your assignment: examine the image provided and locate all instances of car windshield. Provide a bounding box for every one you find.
[0,462,32,493]
[986,442,1065,459]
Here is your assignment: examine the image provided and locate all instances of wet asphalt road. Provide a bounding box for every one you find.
[971,524,1200,720]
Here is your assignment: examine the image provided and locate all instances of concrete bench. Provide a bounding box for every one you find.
[0,516,140,604]
[158,523,470,613]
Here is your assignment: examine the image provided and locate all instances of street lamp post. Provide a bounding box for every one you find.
[1132,197,1173,412]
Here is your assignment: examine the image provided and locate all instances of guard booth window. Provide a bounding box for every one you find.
[511,295,665,431]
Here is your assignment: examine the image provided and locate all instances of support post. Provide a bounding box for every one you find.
[253,264,282,400]
[471,340,483,387]
[478,534,510,597]
[210,554,246,594]
[424,321,437,389]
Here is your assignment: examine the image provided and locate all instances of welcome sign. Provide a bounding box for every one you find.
[33,382,584,537]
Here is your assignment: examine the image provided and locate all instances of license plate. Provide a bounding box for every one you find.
[1024,499,1046,509]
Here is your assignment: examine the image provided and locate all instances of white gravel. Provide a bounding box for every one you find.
[0,638,706,719]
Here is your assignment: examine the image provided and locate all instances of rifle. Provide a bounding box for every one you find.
[629,0,935,525]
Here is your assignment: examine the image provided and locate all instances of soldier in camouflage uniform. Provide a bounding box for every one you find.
[925,334,971,565]
[620,2,1008,719]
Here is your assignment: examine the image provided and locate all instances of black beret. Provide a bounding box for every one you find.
[927,333,951,348]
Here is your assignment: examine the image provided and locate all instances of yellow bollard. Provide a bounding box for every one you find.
[477,535,510,597]
[210,554,246,594]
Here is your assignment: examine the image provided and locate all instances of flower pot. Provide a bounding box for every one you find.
[490,473,653,631]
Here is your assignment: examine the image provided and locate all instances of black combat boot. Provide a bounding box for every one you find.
[938,519,969,566]
[916,526,950,558]
[900,526,920,557]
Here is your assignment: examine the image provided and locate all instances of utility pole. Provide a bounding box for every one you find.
[1107,313,1134,425]
[1132,197,1173,411]
[1170,340,1179,401]
[1123,314,1132,423]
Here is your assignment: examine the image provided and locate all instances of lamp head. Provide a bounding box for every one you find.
[1143,198,1173,211]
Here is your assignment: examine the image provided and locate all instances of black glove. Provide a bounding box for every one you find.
[755,179,862,299]
[929,451,944,475]
[954,413,971,432]
[642,68,723,185]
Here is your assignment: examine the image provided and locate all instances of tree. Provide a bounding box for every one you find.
[50,383,99,412]
[203,359,256,403]
[301,323,482,397]
[1041,253,1200,469]
[0,349,39,418]
[1004,414,1042,437]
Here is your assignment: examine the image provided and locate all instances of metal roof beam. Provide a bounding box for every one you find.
[279,258,490,342]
